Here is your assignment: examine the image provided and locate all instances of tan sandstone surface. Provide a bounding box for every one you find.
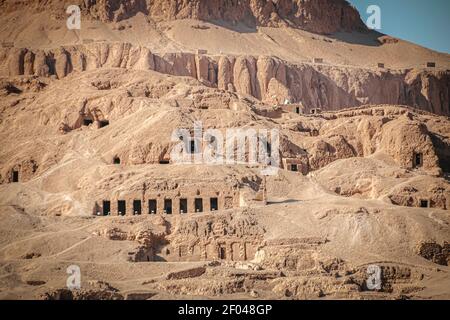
[0,0,449,300]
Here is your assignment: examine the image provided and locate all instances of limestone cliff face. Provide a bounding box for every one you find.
[143,0,366,33]
[1,0,366,34]
[3,43,448,116]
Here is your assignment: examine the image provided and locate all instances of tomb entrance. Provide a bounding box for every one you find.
[164,199,172,214]
[12,170,19,182]
[180,198,188,214]
[420,199,429,208]
[413,152,423,168]
[118,200,126,216]
[195,198,203,212]
[83,118,93,126]
[133,200,142,215]
[210,197,218,211]
[149,199,157,214]
[102,200,110,216]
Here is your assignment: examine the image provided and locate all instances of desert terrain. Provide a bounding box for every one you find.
[0,0,449,300]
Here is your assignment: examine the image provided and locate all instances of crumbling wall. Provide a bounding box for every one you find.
[416,241,449,266]
[161,210,264,262]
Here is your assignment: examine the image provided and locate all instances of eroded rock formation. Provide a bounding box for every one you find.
[1,44,449,115]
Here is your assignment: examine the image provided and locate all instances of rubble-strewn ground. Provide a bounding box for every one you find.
[0,0,449,300]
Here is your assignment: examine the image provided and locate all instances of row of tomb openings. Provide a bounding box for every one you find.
[284,153,422,173]
[98,197,219,216]
[159,241,255,262]
[312,58,437,68]
[6,153,424,183]
[80,109,326,134]
[112,138,272,165]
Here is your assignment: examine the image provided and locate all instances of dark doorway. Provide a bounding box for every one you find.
[99,120,109,128]
[133,200,142,215]
[195,198,203,212]
[102,200,110,216]
[83,118,93,126]
[118,200,126,216]
[219,247,226,260]
[180,198,188,214]
[148,199,157,214]
[12,170,19,183]
[159,160,170,164]
[291,164,298,172]
[295,107,300,114]
[190,140,196,154]
[164,199,172,214]
[113,157,121,164]
[267,143,272,155]
[210,197,218,211]
[420,200,429,208]
[413,152,423,168]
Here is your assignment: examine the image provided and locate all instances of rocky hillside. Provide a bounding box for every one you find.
[1,0,366,33]
[2,43,449,115]
[0,1,449,115]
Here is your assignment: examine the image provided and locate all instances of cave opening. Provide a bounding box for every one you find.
[219,246,226,260]
[210,197,218,211]
[113,157,121,165]
[195,198,203,213]
[413,152,423,168]
[12,170,19,183]
[148,199,157,214]
[102,200,110,216]
[420,200,429,208]
[180,198,188,214]
[118,200,126,216]
[83,118,93,126]
[290,164,298,172]
[133,200,142,215]
[164,199,172,214]
[99,120,109,128]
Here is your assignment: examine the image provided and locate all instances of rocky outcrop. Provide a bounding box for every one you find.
[83,0,148,23]
[40,287,123,300]
[380,119,441,172]
[1,0,366,34]
[1,43,449,115]
[141,0,366,33]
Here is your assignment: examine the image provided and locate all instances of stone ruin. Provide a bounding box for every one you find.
[94,184,240,216]
[160,211,264,262]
